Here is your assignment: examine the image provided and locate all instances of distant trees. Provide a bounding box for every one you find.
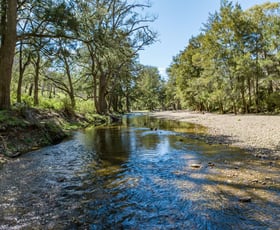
[133,65,164,111]
[167,1,280,113]
[1,0,158,114]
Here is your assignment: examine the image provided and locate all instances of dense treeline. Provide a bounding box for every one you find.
[167,1,280,113]
[1,1,279,115]
[0,0,158,114]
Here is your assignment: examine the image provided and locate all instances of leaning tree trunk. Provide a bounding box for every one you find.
[17,41,31,103]
[64,55,76,109]
[0,0,17,109]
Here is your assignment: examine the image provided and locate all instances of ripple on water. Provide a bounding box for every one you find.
[0,115,279,229]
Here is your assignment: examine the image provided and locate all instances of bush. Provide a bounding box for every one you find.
[267,92,280,112]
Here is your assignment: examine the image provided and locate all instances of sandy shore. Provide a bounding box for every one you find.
[151,111,280,157]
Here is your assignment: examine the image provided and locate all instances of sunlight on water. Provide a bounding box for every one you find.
[0,114,279,229]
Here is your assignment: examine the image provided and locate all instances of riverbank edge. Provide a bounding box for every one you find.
[0,108,108,166]
[150,110,280,159]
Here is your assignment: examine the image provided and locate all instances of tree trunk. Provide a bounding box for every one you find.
[247,77,252,113]
[17,41,31,103]
[89,49,99,114]
[48,84,53,98]
[126,93,130,112]
[29,83,33,97]
[64,55,76,109]
[41,80,45,96]
[0,0,17,109]
[241,76,247,113]
[33,52,41,106]
[255,70,260,113]
[98,73,108,114]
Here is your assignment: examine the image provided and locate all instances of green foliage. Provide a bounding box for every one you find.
[4,0,156,114]
[267,92,280,112]
[60,98,75,116]
[133,65,164,111]
[76,100,96,114]
[166,1,280,113]
[39,97,63,110]
[20,95,34,107]
[0,110,28,128]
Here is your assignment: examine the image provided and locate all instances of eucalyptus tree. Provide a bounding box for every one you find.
[168,35,205,111]
[21,0,79,105]
[0,0,80,109]
[245,2,280,112]
[76,0,157,114]
[204,1,252,113]
[167,1,280,113]
[16,40,32,103]
[0,0,17,109]
[134,65,162,111]
[44,38,80,109]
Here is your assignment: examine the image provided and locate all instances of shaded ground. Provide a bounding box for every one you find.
[151,111,280,159]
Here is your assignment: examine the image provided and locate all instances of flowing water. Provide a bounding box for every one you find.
[0,114,279,229]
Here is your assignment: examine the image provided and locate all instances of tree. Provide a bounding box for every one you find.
[0,0,17,109]
[134,65,162,111]
[166,1,280,113]
[45,39,80,109]
[76,0,156,114]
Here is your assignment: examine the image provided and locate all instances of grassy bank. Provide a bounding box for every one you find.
[0,107,107,165]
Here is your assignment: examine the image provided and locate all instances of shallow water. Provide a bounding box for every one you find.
[0,114,279,229]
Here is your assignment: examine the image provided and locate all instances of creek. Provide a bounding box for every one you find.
[0,113,279,229]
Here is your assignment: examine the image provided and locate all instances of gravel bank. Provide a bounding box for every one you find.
[151,111,280,157]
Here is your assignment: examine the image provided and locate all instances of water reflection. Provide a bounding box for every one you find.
[0,114,279,229]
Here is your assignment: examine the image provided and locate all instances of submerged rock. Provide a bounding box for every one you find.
[238,196,252,202]
[208,162,215,167]
[190,164,201,169]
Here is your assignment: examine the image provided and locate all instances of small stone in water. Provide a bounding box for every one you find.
[56,177,66,182]
[190,164,201,169]
[239,196,252,202]
[208,162,215,167]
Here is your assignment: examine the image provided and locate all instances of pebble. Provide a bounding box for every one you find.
[56,177,66,182]
[152,112,280,154]
[190,164,201,169]
[239,196,252,202]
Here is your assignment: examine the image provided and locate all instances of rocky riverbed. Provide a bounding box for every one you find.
[151,111,280,158]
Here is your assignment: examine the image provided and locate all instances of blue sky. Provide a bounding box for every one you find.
[138,0,278,77]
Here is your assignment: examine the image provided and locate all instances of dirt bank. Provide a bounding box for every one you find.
[0,108,107,165]
[151,111,280,158]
